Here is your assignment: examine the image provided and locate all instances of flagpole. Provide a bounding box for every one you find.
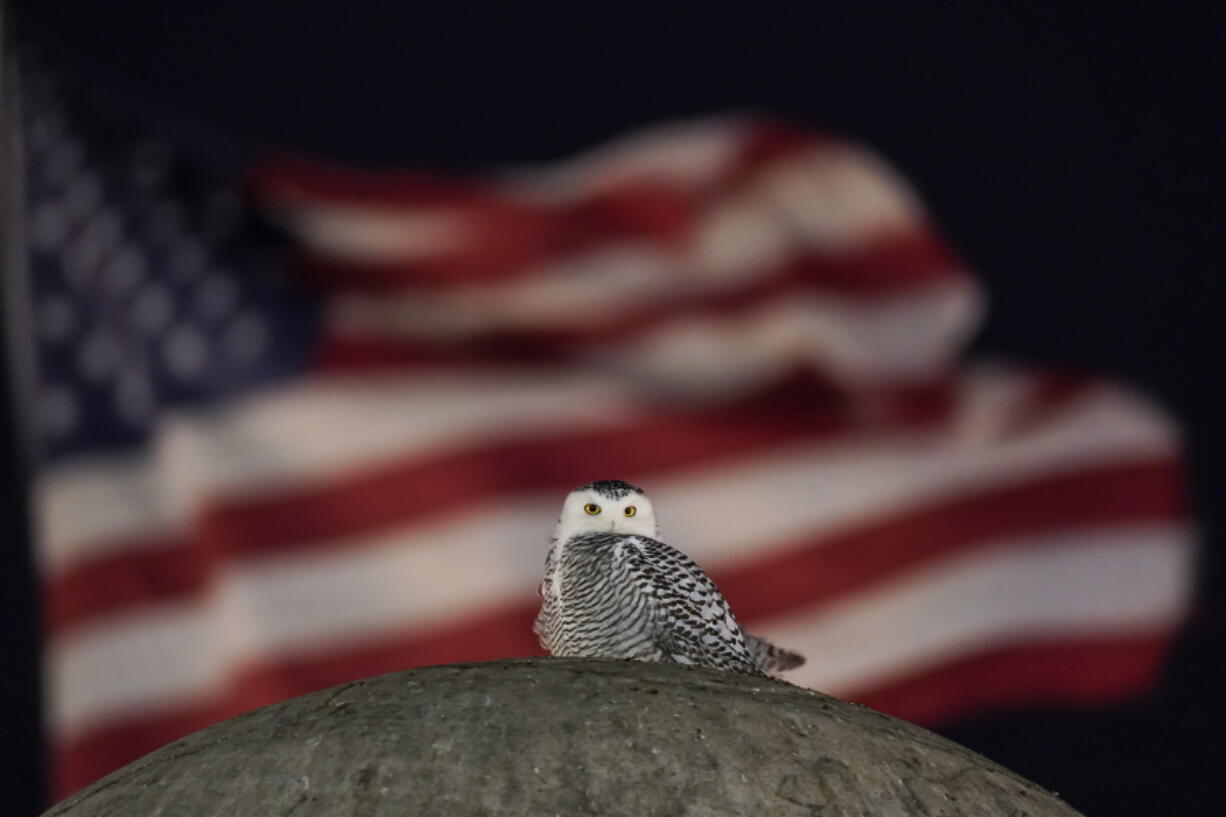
[0,3,49,812]
[1,2,38,472]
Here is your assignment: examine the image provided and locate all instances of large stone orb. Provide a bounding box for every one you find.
[46,658,1082,816]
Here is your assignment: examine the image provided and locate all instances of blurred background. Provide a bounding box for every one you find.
[2,3,1222,815]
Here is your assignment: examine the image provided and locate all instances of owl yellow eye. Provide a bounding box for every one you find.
[583,503,602,515]
[623,505,637,517]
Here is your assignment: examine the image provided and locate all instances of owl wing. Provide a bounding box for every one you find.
[616,535,764,676]
[532,543,560,651]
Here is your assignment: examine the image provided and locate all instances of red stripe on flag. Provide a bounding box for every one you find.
[720,120,836,189]
[855,632,1175,726]
[44,532,207,636]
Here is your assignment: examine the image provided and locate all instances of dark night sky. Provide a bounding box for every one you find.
[3,3,1224,815]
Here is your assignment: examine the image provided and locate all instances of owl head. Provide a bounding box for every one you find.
[554,479,659,541]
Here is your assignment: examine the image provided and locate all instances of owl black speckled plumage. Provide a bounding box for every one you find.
[533,480,804,676]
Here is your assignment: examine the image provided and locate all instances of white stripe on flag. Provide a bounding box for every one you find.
[758,145,924,251]
[269,203,470,262]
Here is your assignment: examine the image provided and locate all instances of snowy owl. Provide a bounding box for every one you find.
[533,479,804,676]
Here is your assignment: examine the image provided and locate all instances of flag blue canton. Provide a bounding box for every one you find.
[19,57,321,463]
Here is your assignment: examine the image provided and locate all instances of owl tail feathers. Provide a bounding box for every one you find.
[746,634,806,674]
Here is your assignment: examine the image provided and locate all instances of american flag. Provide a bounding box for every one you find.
[14,53,1195,800]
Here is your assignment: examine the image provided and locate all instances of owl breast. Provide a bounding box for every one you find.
[533,533,664,662]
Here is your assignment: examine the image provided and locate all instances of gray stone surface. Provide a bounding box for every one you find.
[46,658,1083,817]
